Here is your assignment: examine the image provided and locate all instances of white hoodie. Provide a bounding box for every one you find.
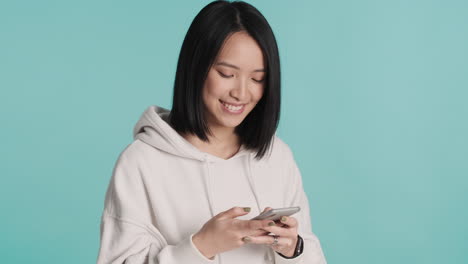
[96,105,327,264]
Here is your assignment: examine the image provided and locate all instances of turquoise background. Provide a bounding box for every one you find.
[1,0,467,263]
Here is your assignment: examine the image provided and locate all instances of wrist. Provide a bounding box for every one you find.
[192,232,216,259]
[278,235,304,259]
[283,236,298,257]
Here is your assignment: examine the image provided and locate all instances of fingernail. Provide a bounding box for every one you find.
[243,207,251,212]
[281,216,287,222]
[242,236,252,243]
[268,221,276,226]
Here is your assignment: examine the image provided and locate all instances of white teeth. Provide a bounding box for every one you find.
[222,101,243,111]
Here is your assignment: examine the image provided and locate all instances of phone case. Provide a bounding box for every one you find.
[250,206,301,221]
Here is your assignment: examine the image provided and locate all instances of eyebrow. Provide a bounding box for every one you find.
[216,61,265,72]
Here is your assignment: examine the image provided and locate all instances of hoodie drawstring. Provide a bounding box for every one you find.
[202,155,216,219]
[246,154,274,262]
[246,154,263,214]
[202,155,223,263]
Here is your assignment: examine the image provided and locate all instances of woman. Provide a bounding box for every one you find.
[97,1,327,263]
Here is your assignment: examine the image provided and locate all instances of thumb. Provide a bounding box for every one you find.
[218,206,251,220]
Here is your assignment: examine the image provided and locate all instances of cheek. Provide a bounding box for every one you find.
[204,74,228,98]
[252,86,264,103]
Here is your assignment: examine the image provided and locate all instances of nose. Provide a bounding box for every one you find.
[230,78,249,102]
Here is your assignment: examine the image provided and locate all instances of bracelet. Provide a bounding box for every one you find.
[278,234,304,259]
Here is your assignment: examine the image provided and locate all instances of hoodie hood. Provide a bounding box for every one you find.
[132,105,253,163]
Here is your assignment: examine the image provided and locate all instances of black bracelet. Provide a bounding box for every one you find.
[278,235,304,259]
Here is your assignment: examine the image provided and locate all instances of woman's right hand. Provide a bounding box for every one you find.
[192,206,275,259]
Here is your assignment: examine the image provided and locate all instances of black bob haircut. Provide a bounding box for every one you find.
[168,0,281,160]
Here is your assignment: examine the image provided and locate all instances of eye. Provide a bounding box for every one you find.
[252,78,265,83]
[217,71,233,78]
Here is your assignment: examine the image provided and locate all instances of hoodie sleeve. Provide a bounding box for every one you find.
[274,144,327,264]
[96,149,216,264]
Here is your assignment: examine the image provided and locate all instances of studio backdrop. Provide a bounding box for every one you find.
[1,0,467,263]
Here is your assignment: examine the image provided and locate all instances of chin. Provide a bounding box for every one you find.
[216,115,246,128]
[220,120,243,128]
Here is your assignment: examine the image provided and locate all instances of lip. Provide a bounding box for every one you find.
[220,100,245,114]
[219,100,246,107]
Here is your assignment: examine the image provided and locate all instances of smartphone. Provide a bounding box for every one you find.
[250,206,301,221]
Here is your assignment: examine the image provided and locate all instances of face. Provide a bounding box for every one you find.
[202,31,265,132]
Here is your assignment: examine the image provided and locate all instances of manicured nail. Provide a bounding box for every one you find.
[281,216,287,222]
[268,221,276,226]
[242,236,252,243]
[243,207,251,212]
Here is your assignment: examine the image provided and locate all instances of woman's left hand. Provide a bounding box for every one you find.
[244,207,299,257]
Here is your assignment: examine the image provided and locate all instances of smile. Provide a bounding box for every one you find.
[220,100,245,114]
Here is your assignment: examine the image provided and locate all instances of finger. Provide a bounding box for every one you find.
[218,206,252,220]
[242,222,271,236]
[272,221,288,228]
[260,225,292,237]
[249,229,270,237]
[239,219,276,231]
[262,207,273,213]
[243,234,290,247]
[278,216,298,228]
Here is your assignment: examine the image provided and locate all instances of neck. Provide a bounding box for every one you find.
[181,125,241,159]
[207,124,239,146]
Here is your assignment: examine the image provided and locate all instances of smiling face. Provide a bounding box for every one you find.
[202,31,266,133]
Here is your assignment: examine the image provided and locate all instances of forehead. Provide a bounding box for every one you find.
[215,31,264,70]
